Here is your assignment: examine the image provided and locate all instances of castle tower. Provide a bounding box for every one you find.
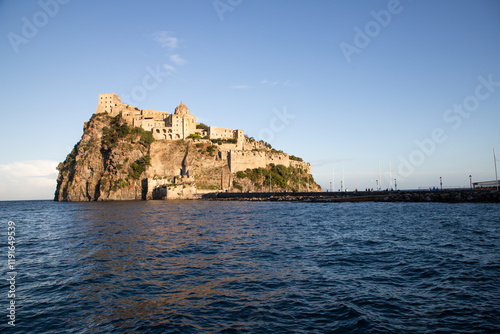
[174,101,190,115]
[96,93,122,116]
[170,101,196,139]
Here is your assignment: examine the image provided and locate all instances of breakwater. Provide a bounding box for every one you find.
[203,189,500,203]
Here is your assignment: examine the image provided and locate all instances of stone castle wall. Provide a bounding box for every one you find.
[290,160,312,174]
[228,150,268,173]
[228,150,311,174]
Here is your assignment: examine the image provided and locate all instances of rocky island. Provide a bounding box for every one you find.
[54,94,320,201]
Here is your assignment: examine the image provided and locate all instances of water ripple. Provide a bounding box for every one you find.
[0,201,499,333]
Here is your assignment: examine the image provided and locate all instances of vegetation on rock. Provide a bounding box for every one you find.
[187,133,202,140]
[233,164,320,192]
[128,155,151,179]
[289,155,303,162]
[102,115,154,148]
[196,123,208,130]
[210,138,237,145]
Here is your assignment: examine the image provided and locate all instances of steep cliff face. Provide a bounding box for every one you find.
[54,113,153,201]
[55,113,321,201]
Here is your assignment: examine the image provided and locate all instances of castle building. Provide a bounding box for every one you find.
[95,93,243,142]
[97,93,122,114]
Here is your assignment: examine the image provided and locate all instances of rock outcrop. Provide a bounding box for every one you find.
[54,113,320,201]
[54,114,152,201]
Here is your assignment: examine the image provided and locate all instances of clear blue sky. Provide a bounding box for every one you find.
[1,0,499,200]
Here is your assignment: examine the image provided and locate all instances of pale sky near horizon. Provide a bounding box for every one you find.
[1,0,499,200]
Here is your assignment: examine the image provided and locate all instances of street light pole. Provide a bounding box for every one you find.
[394,178,397,191]
[440,177,443,190]
[269,173,272,192]
[261,171,263,192]
[469,175,472,190]
[494,147,499,191]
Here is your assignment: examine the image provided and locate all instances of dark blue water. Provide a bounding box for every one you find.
[1,200,499,333]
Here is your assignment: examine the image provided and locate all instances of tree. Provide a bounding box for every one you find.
[196,123,208,129]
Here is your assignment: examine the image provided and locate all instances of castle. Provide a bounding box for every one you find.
[91,93,315,199]
[95,92,311,174]
[96,93,244,147]
[54,93,318,201]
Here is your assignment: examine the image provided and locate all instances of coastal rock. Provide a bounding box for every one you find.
[55,113,320,201]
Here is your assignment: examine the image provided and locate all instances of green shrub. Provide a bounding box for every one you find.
[102,116,155,148]
[118,124,130,137]
[210,138,238,145]
[100,178,108,190]
[140,131,155,146]
[245,135,255,143]
[233,164,310,191]
[233,181,243,191]
[289,155,303,162]
[116,179,130,188]
[128,155,151,179]
[211,139,223,145]
[206,145,216,155]
[196,123,208,129]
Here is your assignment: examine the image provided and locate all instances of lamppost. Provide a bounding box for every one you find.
[330,182,332,192]
[394,178,397,191]
[469,175,472,190]
[440,177,443,190]
[340,180,343,192]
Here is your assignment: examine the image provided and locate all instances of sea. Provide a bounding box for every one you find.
[1,200,499,333]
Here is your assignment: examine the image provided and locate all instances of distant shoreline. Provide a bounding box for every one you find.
[203,189,500,203]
